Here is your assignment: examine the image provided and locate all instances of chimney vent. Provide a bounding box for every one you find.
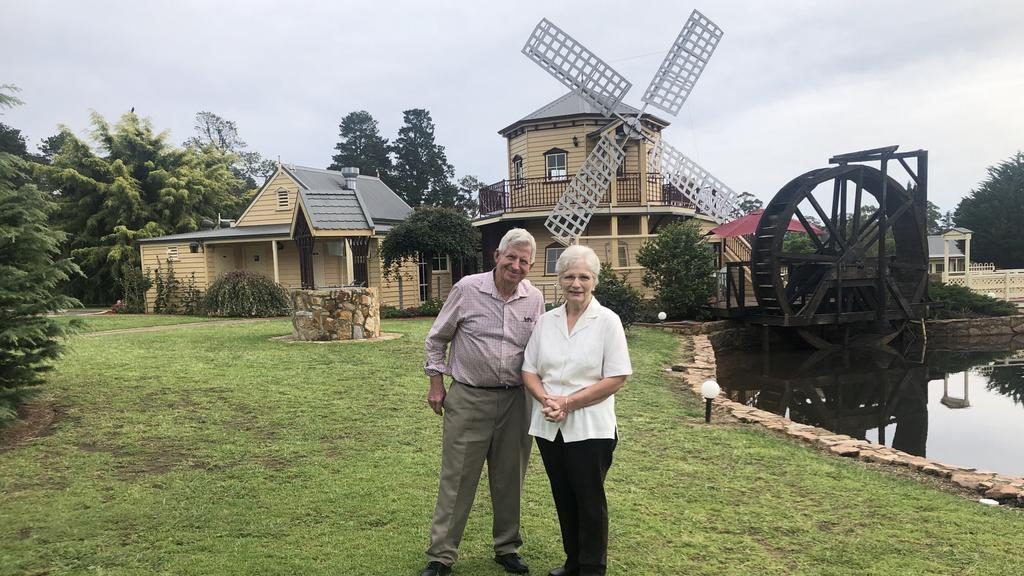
[340,167,360,190]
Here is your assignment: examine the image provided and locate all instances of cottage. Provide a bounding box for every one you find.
[137,165,454,311]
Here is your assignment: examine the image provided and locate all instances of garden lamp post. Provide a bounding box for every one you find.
[701,380,720,423]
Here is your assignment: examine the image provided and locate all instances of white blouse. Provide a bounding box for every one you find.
[522,298,632,442]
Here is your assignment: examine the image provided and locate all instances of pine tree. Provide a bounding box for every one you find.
[328,111,393,182]
[390,109,456,208]
[0,87,81,424]
[954,152,1024,268]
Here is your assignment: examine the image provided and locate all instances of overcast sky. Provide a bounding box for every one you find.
[3,0,1022,213]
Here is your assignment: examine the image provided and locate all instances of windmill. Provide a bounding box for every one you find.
[522,9,739,246]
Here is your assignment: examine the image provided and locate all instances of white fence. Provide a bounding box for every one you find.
[945,265,1024,300]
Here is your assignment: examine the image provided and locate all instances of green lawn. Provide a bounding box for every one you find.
[52,314,224,333]
[0,320,1020,575]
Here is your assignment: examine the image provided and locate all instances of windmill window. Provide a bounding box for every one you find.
[545,245,565,276]
[512,155,524,188]
[276,189,289,210]
[544,150,567,180]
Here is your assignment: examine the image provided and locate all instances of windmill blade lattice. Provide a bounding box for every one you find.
[522,18,632,118]
[642,9,724,117]
[545,134,627,246]
[655,139,740,222]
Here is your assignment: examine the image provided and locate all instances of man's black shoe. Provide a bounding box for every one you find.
[494,552,530,574]
[547,567,575,576]
[419,561,452,576]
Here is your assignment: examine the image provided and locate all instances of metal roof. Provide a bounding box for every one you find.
[137,224,291,244]
[298,188,370,230]
[499,91,669,135]
[284,165,412,226]
[928,235,965,258]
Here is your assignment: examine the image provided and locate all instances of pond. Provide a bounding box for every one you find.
[715,346,1024,477]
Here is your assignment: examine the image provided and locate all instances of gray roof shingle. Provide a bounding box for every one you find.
[499,91,669,135]
[285,165,412,229]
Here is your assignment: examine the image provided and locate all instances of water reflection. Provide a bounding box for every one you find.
[715,346,1024,476]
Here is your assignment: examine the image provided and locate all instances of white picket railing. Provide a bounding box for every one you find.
[946,267,1024,300]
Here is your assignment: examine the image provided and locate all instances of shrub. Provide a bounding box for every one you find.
[417,298,445,317]
[152,263,180,314]
[117,264,152,314]
[380,305,419,319]
[203,271,290,317]
[928,282,1017,319]
[593,264,642,329]
[637,220,717,319]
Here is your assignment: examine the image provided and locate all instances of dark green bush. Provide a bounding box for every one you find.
[203,271,289,317]
[637,220,716,320]
[593,264,643,329]
[417,298,445,317]
[380,305,419,319]
[928,282,1017,319]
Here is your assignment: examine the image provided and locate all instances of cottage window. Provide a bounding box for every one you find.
[432,254,449,272]
[166,246,180,262]
[276,189,289,210]
[545,150,567,180]
[545,245,565,276]
[512,156,524,188]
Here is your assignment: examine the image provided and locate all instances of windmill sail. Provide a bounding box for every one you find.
[545,134,627,246]
[656,140,740,223]
[642,9,723,117]
[523,18,632,118]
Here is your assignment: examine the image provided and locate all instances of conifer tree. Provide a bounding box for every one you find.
[390,109,456,208]
[328,110,393,182]
[0,86,81,424]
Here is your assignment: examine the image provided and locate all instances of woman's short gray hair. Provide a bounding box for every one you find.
[497,228,537,264]
[556,245,601,285]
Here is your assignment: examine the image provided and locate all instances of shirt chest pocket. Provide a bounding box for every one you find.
[509,310,536,347]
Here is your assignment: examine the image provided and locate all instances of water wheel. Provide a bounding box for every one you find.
[751,147,928,324]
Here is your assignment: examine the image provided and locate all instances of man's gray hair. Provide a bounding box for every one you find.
[555,245,601,286]
[497,228,537,264]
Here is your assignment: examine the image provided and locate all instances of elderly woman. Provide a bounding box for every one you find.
[521,245,632,576]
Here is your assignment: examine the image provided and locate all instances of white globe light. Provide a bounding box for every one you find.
[657,311,667,321]
[701,380,721,399]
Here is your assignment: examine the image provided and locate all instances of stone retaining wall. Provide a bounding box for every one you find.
[926,315,1024,351]
[290,288,380,341]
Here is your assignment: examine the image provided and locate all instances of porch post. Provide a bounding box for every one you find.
[964,234,971,279]
[942,238,949,283]
[271,240,280,284]
[638,138,649,203]
[344,238,354,284]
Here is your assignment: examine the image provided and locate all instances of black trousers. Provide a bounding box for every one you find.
[536,430,617,576]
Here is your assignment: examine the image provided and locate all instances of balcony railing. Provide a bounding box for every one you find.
[479,172,695,216]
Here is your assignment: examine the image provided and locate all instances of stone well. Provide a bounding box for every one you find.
[290,287,380,341]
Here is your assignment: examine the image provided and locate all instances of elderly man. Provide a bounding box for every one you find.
[420,228,546,576]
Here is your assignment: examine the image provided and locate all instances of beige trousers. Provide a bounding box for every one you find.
[425,382,532,566]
